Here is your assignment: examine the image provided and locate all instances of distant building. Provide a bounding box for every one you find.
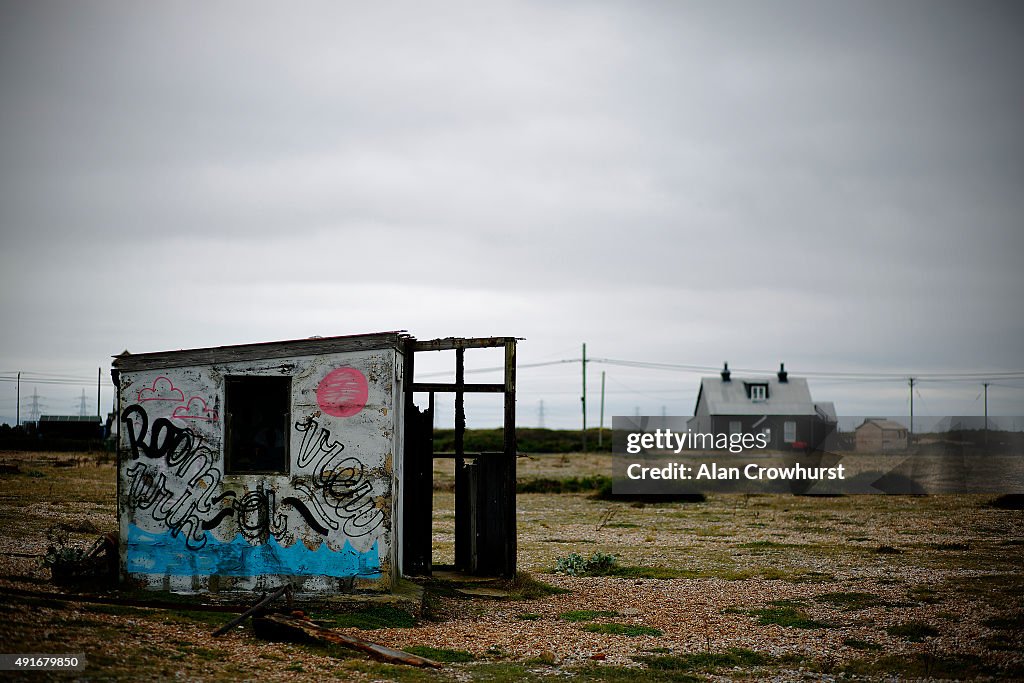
[37,415,101,439]
[687,363,837,450]
[854,418,908,452]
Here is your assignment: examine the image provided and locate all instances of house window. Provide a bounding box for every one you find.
[225,376,290,474]
[748,384,767,402]
[784,421,797,443]
[729,420,742,435]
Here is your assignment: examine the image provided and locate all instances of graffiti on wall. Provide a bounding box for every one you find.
[122,403,223,550]
[293,413,385,538]
[122,378,386,580]
[138,376,219,422]
[316,367,368,418]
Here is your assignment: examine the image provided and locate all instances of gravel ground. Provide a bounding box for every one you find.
[1,451,1022,681]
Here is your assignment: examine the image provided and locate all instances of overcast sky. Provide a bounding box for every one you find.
[1,0,1022,428]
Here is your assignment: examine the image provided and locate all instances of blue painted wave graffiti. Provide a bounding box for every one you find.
[126,524,381,579]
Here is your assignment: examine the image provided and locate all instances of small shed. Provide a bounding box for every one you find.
[854,418,908,452]
[112,332,518,595]
[687,363,837,450]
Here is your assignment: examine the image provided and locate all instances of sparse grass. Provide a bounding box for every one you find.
[985,632,1022,652]
[886,620,939,641]
[569,663,704,682]
[842,637,882,651]
[943,573,1024,602]
[549,563,832,582]
[162,609,238,628]
[517,476,611,494]
[750,606,829,629]
[767,598,807,608]
[930,542,971,550]
[313,605,416,630]
[908,585,943,604]
[982,613,1024,630]
[340,660,447,683]
[503,571,571,599]
[634,648,769,670]
[582,623,662,636]
[842,653,1008,679]
[736,540,802,549]
[989,494,1024,509]
[517,612,541,621]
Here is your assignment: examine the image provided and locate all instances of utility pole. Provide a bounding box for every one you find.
[97,367,101,418]
[908,377,915,437]
[598,371,606,448]
[16,372,20,427]
[983,382,989,446]
[538,400,545,429]
[581,343,587,452]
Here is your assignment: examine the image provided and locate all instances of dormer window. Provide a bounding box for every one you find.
[747,383,768,402]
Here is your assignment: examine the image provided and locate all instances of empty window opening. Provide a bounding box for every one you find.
[225,376,290,474]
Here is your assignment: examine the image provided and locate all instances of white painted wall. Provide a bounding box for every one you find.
[117,347,404,594]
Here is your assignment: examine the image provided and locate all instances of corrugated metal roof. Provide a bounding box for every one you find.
[695,376,818,416]
[39,415,101,422]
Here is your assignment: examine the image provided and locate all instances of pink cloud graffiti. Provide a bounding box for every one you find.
[172,396,219,422]
[137,376,185,404]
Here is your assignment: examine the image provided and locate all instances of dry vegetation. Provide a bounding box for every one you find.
[1,450,1023,681]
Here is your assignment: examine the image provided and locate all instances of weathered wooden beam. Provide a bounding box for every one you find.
[253,613,442,668]
[455,348,465,461]
[503,338,518,578]
[412,337,520,352]
[212,584,291,637]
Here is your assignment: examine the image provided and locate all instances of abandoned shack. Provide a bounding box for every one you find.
[112,332,518,595]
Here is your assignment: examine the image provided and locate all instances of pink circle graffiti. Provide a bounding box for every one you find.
[316,367,369,418]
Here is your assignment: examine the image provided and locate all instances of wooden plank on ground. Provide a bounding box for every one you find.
[252,613,442,668]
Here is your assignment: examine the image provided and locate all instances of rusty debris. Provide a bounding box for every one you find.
[252,613,442,668]
[46,532,118,585]
[211,584,292,637]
